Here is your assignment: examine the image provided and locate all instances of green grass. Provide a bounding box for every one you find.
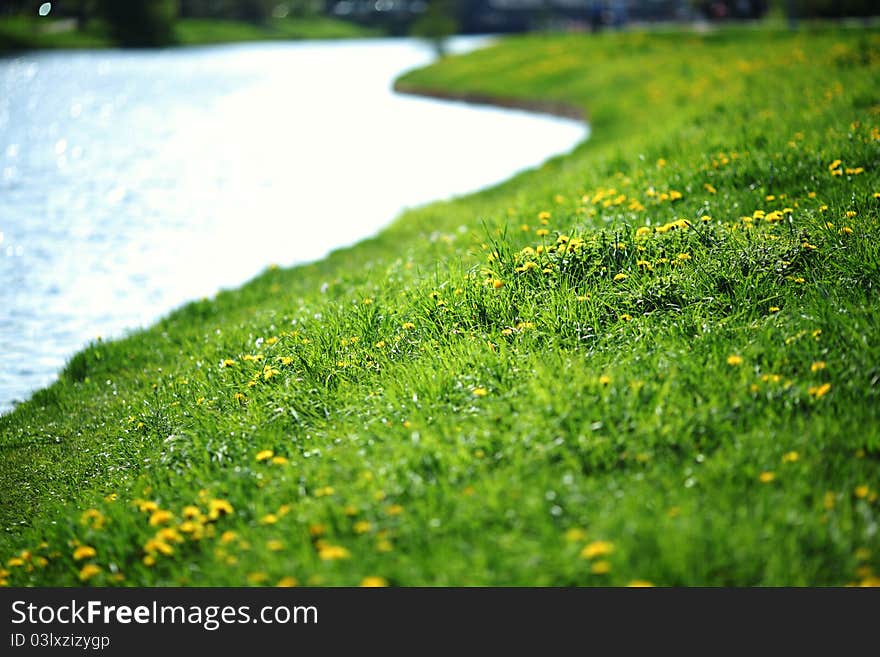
[1,24,879,587]
[0,16,375,52]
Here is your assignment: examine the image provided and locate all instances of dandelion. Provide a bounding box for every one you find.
[759,471,775,483]
[353,521,373,534]
[386,504,404,516]
[271,456,288,466]
[376,539,394,553]
[72,546,97,561]
[266,540,284,552]
[260,514,278,525]
[247,572,268,584]
[769,306,781,313]
[361,576,388,587]
[208,499,233,520]
[619,314,633,322]
[613,273,628,281]
[808,383,831,399]
[277,577,298,587]
[149,510,173,526]
[314,486,335,497]
[78,564,101,582]
[782,451,800,463]
[627,580,654,587]
[472,387,488,397]
[677,253,691,261]
[492,279,504,289]
[362,298,373,305]
[591,561,611,574]
[536,228,549,237]
[810,361,826,372]
[255,449,274,462]
[855,486,870,499]
[318,545,351,561]
[599,375,611,386]
[565,528,587,543]
[402,322,415,330]
[220,531,238,545]
[222,359,236,367]
[580,541,614,559]
[727,355,743,366]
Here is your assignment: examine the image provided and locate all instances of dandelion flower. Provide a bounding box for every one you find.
[782,451,799,463]
[580,540,614,559]
[759,471,775,483]
[78,564,101,582]
[472,387,488,397]
[318,545,351,561]
[727,355,743,366]
[627,580,654,587]
[72,546,97,561]
[255,449,274,462]
[591,560,611,574]
[855,486,870,499]
[361,576,388,587]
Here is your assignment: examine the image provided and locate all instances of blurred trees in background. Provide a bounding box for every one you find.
[95,0,178,46]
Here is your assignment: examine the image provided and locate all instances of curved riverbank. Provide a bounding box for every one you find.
[1,26,878,586]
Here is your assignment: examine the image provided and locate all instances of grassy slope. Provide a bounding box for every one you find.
[0,16,374,51]
[1,26,879,587]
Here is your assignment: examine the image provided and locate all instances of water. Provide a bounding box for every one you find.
[0,37,586,414]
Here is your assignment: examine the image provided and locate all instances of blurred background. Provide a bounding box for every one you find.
[1,0,878,51]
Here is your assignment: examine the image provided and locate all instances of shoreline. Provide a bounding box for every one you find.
[393,80,587,123]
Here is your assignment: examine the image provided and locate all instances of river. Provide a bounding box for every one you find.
[0,37,586,413]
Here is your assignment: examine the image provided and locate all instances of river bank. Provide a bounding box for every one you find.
[0,16,376,52]
[1,25,878,586]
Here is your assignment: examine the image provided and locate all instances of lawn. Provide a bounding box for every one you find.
[1,24,878,587]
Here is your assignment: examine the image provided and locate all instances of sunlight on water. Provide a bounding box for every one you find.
[0,37,586,413]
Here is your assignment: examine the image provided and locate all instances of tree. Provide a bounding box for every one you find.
[95,0,177,47]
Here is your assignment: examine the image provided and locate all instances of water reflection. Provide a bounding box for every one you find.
[0,37,586,413]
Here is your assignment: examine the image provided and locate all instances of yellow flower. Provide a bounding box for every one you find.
[220,531,238,544]
[271,456,288,466]
[376,539,394,553]
[810,361,826,372]
[769,306,780,313]
[782,451,799,463]
[386,504,404,516]
[599,375,611,386]
[208,499,233,520]
[472,387,488,397]
[492,279,504,289]
[255,449,274,462]
[222,359,237,367]
[266,540,284,552]
[276,577,298,587]
[78,564,101,582]
[314,486,335,498]
[536,228,549,237]
[677,253,691,261]
[182,505,202,519]
[727,355,743,366]
[149,510,174,526]
[580,541,614,559]
[564,528,587,543]
[247,572,268,584]
[362,298,373,305]
[260,514,278,525]
[402,322,415,330]
[360,576,388,587]
[72,546,97,561]
[591,560,611,574]
[627,580,654,587]
[318,545,351,561]
[136,500,159,513]
[808,383,831,399]
[759,471,775,483]
[613,273,628,281]
[353,521,373,534]
[854,485,870,499]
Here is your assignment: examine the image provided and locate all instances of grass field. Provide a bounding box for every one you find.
[1,24,879,587]
[0,16,375,51]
